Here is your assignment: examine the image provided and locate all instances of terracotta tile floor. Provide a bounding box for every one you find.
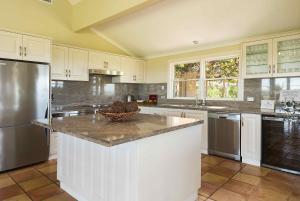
[1,155,300,200]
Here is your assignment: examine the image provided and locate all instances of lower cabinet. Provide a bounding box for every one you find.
[241,113,262,166]
[49,131,59,159]
[139,106,208,154]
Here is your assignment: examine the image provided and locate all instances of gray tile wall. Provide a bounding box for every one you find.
[52,75,300,108]
[52,76,139,106]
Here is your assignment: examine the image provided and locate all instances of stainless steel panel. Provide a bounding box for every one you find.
[0,124,49,171]
[0,60,49,127]
[208,113,241,161]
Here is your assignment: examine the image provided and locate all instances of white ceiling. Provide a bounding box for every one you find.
[92,0,300,58]
[68,0,81,5]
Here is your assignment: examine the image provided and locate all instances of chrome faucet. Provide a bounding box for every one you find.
[195,95,199,107]
[202,97,206,106]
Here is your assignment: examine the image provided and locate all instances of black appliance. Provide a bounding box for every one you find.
[262,114,300,175]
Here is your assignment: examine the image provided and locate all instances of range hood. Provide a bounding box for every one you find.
[89,69,123,76]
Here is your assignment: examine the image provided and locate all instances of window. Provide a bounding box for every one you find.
[205,57,240,99]
[171,61,201,98]
[168,54,240,100]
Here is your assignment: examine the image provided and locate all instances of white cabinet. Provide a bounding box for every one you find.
[0,31,22,60]
[22,35,51,63]
[242,39,273,78]
[51,45,68,80]
[113,57,145,83]
[273,34,300,77]
[51,45,89,81]
[241,113,261,166]
[107,54,121,71]
[49,131,59,159]
[68,48,89,81]
[0,31,50,63]
[242,33,300,78]
[88,51,121,71]
[139,106,208,154]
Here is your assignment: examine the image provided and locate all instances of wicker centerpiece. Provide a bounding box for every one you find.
[99,101,140,121]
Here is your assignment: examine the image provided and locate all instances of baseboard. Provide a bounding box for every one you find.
[60,182,89,201]
[184,192,198,201]
[242,158,260,166]
[48,154,57,160]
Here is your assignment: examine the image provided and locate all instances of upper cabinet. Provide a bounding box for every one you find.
[51,45,88,81]
[242,33,300,78]
[242,39,273,78]
[0,31,50,63]
[112,57,145,83]
[22,35,51,63]
[88,51,121,71]
[273,34,300,77]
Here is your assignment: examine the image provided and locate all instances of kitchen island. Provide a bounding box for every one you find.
[33,113,203,201]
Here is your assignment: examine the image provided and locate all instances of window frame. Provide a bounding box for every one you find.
[168,59,202,100]
[168,52,243,100]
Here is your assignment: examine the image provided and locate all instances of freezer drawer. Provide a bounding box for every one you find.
[0,124,49,172]
[208,113,241,161]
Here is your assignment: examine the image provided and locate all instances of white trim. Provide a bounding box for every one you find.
[167,52,243,101]
[90,28,136,57]
[145,29,300,60]
[144,40,241,59]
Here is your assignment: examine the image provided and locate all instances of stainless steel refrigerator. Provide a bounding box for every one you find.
[0,59,50,172]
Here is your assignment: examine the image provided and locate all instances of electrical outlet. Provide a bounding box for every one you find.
[247,97,255,102]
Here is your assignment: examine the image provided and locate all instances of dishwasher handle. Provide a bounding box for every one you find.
[208,113,240,120]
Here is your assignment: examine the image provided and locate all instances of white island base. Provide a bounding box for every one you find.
[57,124,202,201]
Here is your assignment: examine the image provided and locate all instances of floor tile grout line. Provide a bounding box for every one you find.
[8,172,34,201]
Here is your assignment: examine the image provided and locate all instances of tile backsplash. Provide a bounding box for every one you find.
[52,75,300,108]
[52,75,167,106]
[244,77,300,104]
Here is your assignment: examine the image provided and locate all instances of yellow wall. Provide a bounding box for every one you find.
[0,0,126,55]
[72,0,157,31]
[145,44,241,83]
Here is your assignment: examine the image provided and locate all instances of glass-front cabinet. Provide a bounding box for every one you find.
[242,33,300,78]
[273,34,300,77]
[242,39,273,78]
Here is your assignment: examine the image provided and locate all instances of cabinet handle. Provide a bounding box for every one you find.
[273,64,276,74]
[69,69,71,77]
[65,69,68,77]
[24,47,27,57]
[268,65,271,74]
[19,46,22,56]
[241,117,244,127]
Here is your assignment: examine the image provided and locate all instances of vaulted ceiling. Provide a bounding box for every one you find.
[67,0,81,5]
[92,0,300,58]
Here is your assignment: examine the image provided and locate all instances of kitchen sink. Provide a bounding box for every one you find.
[158,104,227,110]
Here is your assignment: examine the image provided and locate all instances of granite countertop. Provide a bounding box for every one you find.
[139,104,300,116]
[33,113,203,147]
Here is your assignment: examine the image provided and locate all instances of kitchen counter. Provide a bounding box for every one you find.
[139,104,300,116]
[33,113,203,147]
[34,113,203,201]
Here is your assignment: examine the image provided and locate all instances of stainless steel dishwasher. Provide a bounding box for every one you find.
[208,113,241,161]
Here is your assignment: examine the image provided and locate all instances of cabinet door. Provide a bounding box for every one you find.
[88,51,106,69]
[241,113,261,166]
[68,48,89,81]
[119,57,136,83]
[135,60,145,83]
[50,132,59,159]
[51,45,68,80]
[0,31,22,60]
[185,110,208,154]
[22,35,51,63]
[165,109,184,117]
[107,54,121,71]
[242,40,273,78]
[273,34,300,77]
